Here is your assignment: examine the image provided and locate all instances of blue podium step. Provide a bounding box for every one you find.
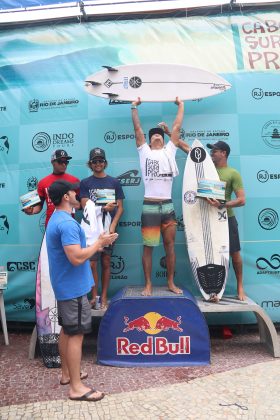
[97,286,210,367]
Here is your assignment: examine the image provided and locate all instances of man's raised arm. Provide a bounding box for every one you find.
[131,97,146,147]
[170,97,184,147]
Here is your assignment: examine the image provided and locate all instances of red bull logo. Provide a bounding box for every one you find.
[117,312,190,356]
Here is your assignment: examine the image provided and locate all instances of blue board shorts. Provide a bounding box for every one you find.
[57,294,92,335]
[141,199,177,247]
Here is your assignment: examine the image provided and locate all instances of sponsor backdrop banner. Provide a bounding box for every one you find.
[0,11,279,323]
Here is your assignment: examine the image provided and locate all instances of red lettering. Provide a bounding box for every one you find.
[264,52,280,69]
[242,22,253,34]
[155,337,168,355]
[248,52,262,68]
[117,337,130,355]
[129,343,140,355]
[266,20,279,33]
[141,337,153,354]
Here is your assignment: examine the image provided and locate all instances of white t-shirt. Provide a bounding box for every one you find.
[137,141,177,199]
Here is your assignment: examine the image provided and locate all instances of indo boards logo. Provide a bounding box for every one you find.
[27,176,38,191]
[32,132,51,152]
[190,147,206,163]
[117,170,141,186]
[0,215,9,234]
[256,254,280,275]
[117,312,189,356]
[258,208,278,230]
[32,131,75,151]
[257,170,280,182]
[262,121,280,149]
[184,190,197,204]
[0,136,9,154]
[252,88,280,100]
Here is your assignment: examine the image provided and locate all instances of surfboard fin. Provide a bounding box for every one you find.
[85,81,102,86]
[102,93,119,98]
[102,66,118,72]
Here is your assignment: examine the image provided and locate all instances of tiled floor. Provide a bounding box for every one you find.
[0,324,278,408]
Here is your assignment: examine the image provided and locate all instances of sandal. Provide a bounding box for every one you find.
[69,388,105,402]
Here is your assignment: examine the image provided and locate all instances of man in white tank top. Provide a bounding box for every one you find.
[131,97,190,296]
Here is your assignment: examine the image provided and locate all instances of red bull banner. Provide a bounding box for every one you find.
[97,287,210,366]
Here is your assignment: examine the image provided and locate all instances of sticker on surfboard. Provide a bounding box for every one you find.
[182,139,229,301]
[85,63,231,102]
[36,234,61,368]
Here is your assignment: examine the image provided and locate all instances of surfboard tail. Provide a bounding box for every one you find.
[196,263,226,296]
[38,333,61,368]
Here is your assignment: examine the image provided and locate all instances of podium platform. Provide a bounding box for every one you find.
[97,286,210,367]
[197,296,280,358]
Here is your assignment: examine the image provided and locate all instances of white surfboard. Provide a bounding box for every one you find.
[182,139,229,301]
[36,234,61,368]
[85,63,231,102]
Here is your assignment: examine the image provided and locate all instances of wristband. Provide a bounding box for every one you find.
[131,105,137,109]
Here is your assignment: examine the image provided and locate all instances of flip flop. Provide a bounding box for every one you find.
[69,389,105,402]
[60,372,88,386]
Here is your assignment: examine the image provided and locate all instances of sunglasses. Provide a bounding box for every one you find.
[91,159,105,164]
[56,159,69,165]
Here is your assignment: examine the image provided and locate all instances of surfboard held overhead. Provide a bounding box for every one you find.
[85,63,231,102]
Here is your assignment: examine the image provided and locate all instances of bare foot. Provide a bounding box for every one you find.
[141,284,152,296]
[60,371,88,386]
[209,294,220,303]
[168,284,183,294]
[237,286,246,301]
[90,298,96,307]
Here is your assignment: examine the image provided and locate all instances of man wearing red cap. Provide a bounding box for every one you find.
[207,141,246,301]
[23,149,80,226]
[131,97,190,296]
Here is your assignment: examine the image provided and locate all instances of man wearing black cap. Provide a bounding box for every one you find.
[206,140,246,300]
[80,147,125,309]
[46,180,118,401]
[131,97,190,296]
[23,149,80,226]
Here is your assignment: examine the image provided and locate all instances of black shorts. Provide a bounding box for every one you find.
[57,294,92,336]
[228,216,241,254]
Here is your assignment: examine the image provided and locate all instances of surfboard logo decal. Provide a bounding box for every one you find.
[129,76,142,88]
[218,210,227,221]
[104,79,113,88]
[184,190,197,205]
[190,147,206,163]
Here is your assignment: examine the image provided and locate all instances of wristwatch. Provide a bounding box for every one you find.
[131,105,137,109]
[218,203,225,210]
